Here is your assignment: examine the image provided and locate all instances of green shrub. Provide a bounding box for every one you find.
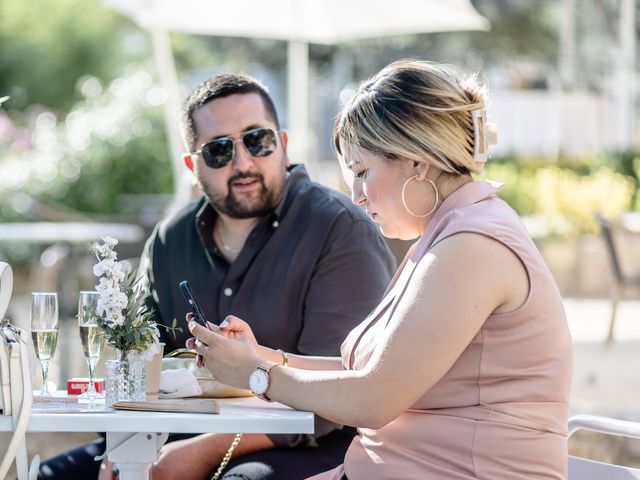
[484,158,636,237]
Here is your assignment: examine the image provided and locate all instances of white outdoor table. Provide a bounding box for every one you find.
[0,397,314,480]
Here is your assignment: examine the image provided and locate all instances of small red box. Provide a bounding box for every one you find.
[67,377,104,395]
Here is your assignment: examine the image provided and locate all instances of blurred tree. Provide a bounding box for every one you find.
[335,0,559,87]
[0,0,146,111]
[469,0,558,61]
[171,35,287,74]
[0,69,173,220]
[0,0,176,227]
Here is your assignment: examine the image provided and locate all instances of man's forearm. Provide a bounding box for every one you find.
[151,433,276,480]
[224,432,276,459]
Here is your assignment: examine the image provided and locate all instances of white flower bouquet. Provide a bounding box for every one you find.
[89,236,165,360]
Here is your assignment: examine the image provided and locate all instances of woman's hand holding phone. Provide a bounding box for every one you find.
[186,317,260,388]
[179,281,259,370]
[185,314,259,364]
[216,315,259,346]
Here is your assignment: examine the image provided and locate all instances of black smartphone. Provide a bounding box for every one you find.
[179,280,210,328]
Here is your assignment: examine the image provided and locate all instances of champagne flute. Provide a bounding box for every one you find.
[31,292,59,397]
[77,291,104,402]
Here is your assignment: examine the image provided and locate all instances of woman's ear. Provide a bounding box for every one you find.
[413,161,430,181]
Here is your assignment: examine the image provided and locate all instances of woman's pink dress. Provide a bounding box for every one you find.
[309,181,573,479]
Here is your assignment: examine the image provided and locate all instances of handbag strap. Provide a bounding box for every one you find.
[0,328,40,480]
[0,262,13,321]
[210,433,243,480]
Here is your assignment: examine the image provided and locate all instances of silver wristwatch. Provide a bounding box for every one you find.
[249,360,278,401]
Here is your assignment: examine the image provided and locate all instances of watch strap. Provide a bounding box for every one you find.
[254,360,278,401]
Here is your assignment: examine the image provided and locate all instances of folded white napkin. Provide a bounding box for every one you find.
[159,368,203,399]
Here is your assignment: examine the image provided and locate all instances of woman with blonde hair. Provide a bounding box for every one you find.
[187,59,573,479]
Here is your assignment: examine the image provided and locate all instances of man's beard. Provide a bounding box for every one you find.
[202,171,285,219]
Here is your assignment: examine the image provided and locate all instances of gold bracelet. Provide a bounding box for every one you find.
[276,348,289,367]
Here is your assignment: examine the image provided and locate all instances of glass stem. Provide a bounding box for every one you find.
[41,360,50,396]
[87,357,98,394]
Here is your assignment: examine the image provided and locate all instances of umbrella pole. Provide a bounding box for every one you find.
[287,40,313,173]
[151,29,186,196]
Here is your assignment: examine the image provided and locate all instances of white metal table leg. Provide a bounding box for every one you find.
[105,432,169,480]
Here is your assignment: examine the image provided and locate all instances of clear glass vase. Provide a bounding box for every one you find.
[105,352,146,407]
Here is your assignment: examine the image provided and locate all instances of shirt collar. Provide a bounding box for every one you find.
[273,164,309,218]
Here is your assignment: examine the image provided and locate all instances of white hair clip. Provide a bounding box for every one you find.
[471,109,498,163]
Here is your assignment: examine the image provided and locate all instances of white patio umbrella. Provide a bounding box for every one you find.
[102,0,489,186]
[103,0,488,44]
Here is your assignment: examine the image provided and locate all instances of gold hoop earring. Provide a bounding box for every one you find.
[401,175,439,218]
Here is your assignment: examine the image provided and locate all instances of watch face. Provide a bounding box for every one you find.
[249,369,269,395]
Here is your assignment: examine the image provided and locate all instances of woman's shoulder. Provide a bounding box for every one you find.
[437,194,528,247]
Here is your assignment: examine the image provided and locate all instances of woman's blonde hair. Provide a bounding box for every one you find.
[333,59,488,176]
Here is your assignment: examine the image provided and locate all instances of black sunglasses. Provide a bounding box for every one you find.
[189,128,279,169]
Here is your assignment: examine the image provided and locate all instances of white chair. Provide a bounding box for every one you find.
[569,414,640,479]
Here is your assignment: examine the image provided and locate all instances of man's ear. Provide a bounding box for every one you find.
[183,154,194,172]
[279,130,292,167]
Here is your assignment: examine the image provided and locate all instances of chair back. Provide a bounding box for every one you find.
[596,214,624,283]
[569,414,640,479]
[569,456,640,479]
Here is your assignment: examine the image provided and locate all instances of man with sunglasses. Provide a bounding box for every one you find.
[143,74,395,480]
[133,73,394,480]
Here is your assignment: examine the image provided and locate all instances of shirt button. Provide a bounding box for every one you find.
[272,220,279,228]
[223,287,233,297]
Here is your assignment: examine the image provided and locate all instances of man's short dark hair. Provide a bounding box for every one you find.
[181,73,280,151]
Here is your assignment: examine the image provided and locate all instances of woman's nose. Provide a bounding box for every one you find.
[352,183,366,206]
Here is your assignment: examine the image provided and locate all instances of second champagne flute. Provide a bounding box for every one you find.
[31,292,59,397]
[77,291,104,402]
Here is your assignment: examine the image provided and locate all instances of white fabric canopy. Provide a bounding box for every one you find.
[103,0,489,43]
[102,0,489,186]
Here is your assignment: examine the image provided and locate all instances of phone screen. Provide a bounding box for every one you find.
[179,280,209,328]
